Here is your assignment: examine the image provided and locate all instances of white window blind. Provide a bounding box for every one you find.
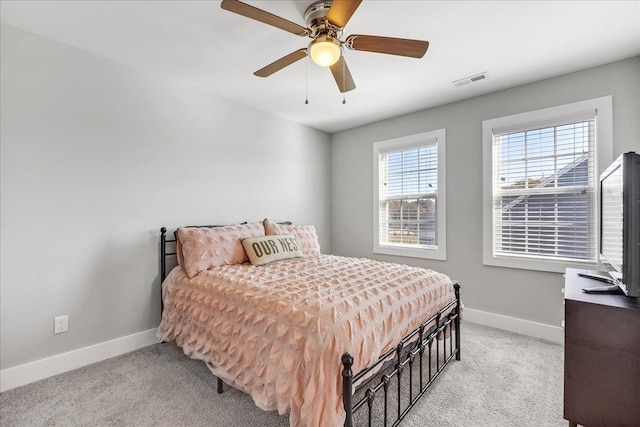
[373,129,446,260]
[492,118,597,263]
[379,141,438,248]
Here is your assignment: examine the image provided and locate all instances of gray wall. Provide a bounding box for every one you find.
[0,24,332,370]
[2,20,638,371]
[330,56,640,329]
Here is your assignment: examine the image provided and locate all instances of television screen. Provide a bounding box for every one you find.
[600,162,624,277]
[599,151,640,297]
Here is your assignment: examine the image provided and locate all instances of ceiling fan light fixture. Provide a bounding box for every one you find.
[309,36,341,67]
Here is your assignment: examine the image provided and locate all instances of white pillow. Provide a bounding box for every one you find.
[242,234,303,266]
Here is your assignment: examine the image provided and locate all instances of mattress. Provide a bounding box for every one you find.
[157,254,456,426]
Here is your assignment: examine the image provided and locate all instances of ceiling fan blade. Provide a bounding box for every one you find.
[346,34,429,58]
[254,49,308,77]
[326,0,363,28]
[221,0,309,36]
[329,56,356,93]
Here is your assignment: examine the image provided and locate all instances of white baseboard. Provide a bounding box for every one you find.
[0,328,158,392]
[464,308,564,344]
[0,311,562,392]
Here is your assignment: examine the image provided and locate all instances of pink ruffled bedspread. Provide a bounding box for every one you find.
[157,255,455,427]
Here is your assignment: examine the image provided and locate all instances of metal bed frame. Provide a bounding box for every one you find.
[160,227,461,427]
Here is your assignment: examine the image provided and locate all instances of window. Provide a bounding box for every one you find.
[373,129,446,260]
[482,96,613,273]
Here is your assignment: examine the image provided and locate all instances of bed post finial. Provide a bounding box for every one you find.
[341,353,354,427]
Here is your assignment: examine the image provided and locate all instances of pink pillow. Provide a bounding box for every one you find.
[263,218,321,256]
[177,223,264,278]
[175,223,247,267]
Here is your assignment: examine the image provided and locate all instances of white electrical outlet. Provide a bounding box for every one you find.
[54,315,69,334]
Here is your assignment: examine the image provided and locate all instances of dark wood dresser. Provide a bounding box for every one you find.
[564,268,640,427]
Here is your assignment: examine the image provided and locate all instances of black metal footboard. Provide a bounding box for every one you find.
[342,282,461,427]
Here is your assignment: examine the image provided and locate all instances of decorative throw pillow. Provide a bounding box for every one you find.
[177,223,264,278]
[242,234,303,266]
[175,223,247,267]
[263,218,321,256]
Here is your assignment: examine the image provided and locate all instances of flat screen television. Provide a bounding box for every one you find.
[598,151,640,297]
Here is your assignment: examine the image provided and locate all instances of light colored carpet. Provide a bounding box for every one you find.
[0,322,565,426]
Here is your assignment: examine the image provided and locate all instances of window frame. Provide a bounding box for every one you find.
[482,96,613,273]
[373,128,447,260]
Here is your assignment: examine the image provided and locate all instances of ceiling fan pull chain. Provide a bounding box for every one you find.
[342,56,347,105]
[305,58,309,105]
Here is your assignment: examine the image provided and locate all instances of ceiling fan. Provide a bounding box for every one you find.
[220,0,430,93]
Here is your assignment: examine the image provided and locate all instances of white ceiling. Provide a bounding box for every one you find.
[1,1,639,133]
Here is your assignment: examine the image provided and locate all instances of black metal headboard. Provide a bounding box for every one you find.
[159,227,176,314]
[159,227,176,284]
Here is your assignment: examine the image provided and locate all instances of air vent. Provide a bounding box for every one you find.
[452,72,487,87]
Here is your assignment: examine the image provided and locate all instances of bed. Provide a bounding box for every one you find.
[157,220,461,426]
